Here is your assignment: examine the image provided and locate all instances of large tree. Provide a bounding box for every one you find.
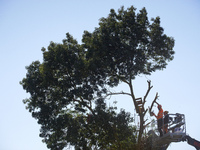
[21,6,174,150]
[82,6,174,148]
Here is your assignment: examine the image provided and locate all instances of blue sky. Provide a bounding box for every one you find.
[0,0,200,150]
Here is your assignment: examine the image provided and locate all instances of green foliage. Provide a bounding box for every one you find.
[20,5,175,150]
[83,6,174,82]
[74,99,137,150]
[20,34,136,149]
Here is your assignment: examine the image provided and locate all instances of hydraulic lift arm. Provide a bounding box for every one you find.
[183,135,200,150]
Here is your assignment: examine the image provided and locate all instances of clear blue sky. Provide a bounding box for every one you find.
[0,0,200,150]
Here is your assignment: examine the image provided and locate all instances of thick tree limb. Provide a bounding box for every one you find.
[143,80,153,105]
[117,75,129,85]
[111,73,129,85]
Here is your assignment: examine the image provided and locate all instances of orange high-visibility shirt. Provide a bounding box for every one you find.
[157,107,163,119]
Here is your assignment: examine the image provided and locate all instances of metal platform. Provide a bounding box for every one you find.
[154,132,186,146]
[149,113,186,149]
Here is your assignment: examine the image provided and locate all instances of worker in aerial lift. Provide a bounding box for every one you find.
[152,103,164,137]
[164,111,170,134]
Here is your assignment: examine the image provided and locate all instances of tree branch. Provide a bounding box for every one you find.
[128,76,140,115]
[143,80,153,105]
[144,121,152,128]
[117,75,129,85]
[106,91,132,98]
[111,73,129,85]
[73,98,95,115]
[143,108,148,116]
[149,92,159,114]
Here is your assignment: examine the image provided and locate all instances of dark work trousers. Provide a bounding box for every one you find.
[164,115,169,134]
[157,118,163,137]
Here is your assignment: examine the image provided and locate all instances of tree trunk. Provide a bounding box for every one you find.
[128,80,157,150]
[129,81,144,150]
[137,114,144,150]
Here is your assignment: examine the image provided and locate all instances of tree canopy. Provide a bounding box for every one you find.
[21,6,175,150]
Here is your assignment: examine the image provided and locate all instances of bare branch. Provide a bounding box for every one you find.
[149,92,159,114]
[143,80,153,105]
[106,91,132,98]
[144,121,152,128]
[144,118,148,124]
[143,108,148,116]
